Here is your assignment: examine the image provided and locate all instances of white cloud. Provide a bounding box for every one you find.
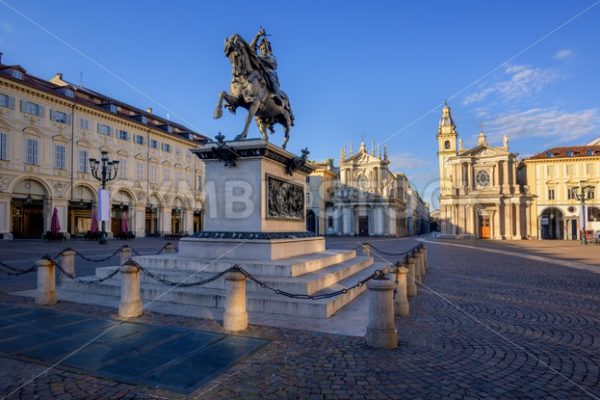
[485,107,600,142]
[387,153,429,170]
[463,63,560,105]
[554,49,575,60]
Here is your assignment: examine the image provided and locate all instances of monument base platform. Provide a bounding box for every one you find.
[179,235,325,261]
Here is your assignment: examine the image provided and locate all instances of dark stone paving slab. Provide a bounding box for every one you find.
[0,303,269,394]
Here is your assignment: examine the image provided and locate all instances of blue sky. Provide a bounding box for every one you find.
[1,0,600,209]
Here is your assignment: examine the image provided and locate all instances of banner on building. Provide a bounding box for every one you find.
[98,189,110,222]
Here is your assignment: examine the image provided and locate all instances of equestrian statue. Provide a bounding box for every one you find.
[213,27,295,149]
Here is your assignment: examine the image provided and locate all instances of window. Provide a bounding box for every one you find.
[328,216,333,228]
[79,150,89,173]
[21,100,44,117]
[134,134,145,145]
[149,165,157,183]
[587,187,596,200]
[118,130,129,141]
[175,170,182,185]
[0,93,15,109]
[176,147,182,157]
[566,150,574,157]
[0,132,7,160]
[50,109,70,124]
[54,145,66,169]
[566,165,575,176]
[587,149,595,156]
[197,176,203,192]
[163,167,170,182]
[548,188,555,200]
[306,176,310,183]
[586,164,595,176]
[9,69,24,80]
[79,118,89,130]
[546,165,554,177]
[97,123,112,136]
[444,140,450,149]
[136,162,144,180]
[161,143,171,152]
[306,192,311,205]
[118,160,127,179]
[567,187,576,200]
[545,151,554,158]
[475,170,490,187]
[25,139,38,165]
[150,139,158,149]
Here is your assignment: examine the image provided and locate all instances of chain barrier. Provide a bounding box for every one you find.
[0,260,37,276]
[60,246,125,263]
[52,257,121,284]
[366,242,421,257]
[127,259,237,288]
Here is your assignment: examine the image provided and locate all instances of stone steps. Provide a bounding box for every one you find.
[60,262,389,318]
[92,256,373,296]
[131,249,357,277]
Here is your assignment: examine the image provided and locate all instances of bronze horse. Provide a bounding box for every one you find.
[213,34,294,149]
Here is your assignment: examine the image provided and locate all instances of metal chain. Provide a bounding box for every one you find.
[127,259,236,288]
[52,258,121,284]
[0,261,37,276]
[70,246,125,263]
[366,242,420,257]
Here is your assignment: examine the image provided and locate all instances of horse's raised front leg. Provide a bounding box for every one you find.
[282,125,290,149]
[213,91,226,119]
[235,100,260,141]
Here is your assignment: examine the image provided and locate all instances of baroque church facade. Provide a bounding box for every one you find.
[324,141,411,236]
[437,103,533,239]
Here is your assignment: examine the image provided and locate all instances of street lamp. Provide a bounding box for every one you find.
[89,151,119,244]
[573,180,594,245]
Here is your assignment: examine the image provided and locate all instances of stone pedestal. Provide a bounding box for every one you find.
[181,139,322,261]
[394,266,410,317]
[366,278,397,349]
[119,246,133,266]
[407,257,417,297]
[119,263,142,318]
[223,271,248,331]
[60,250,76,284]
[36,258,56,305]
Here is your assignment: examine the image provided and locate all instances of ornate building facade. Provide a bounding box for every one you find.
[313,141,429,236]
[525,144,600,240]
[0,54,208,239]
[437,103,532,239]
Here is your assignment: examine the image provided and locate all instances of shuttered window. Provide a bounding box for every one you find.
[54,145,66,169]
[50,109,71,124]
[21,100,44,117]
[0,133,7,160]
[79,150,89,173]
[25,138,38,164]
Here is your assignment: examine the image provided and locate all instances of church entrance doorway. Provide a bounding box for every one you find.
[479,215,491,239]
[359,216,369,236]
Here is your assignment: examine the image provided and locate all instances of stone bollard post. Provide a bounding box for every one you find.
[36,258,57,305]
[120,245,133,266]
[394,266,410,317]
[164,242,176,254]
[406,255,417,297]
[366,275,397,349]
[118,262,142,318]
[60,249,76,284]
[223,270,248,331]
[418,247,425,279]
[361,243,371,257]
[423,245,428,273]
[414,250,422,284]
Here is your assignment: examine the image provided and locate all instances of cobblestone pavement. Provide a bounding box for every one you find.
[1,237,600,399]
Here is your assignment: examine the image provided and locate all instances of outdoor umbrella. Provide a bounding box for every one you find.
[50,207,61,233]
[90,211,99,233]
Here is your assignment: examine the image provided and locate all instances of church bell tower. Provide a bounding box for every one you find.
[437,102,458,196]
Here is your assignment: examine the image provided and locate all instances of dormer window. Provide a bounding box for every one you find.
[566,150,574,157]
[587,149,594,156]
[57,87,75,98]
[102,103,118,113]
[9,69,24,80]
[545,151,554,158]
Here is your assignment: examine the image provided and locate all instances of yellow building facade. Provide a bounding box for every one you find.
[0,57,207,239]
[525,145,600,240]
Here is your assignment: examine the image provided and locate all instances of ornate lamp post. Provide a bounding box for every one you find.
[89,151,119,244]
[573,180,594,245]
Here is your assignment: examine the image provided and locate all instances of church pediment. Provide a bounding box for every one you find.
[458,144,510,158]
[344,151,385,165]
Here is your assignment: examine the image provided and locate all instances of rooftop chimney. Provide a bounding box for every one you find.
[146,107,153,114]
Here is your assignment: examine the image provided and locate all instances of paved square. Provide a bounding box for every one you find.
[0,304,268,394]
